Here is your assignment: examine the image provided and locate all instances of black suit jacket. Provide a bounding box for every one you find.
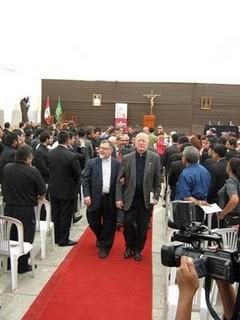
[116,150,161,211]
[82,157,120,211]
[163,144,179,172]
[33,144,49,183]
[168,159,185,201]
[207,158,228,203]
[48,145,80,199]
[0,145,17,183]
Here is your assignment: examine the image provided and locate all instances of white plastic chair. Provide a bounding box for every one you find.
[211,227,238,251]
[164,232,209,319]
[166,262,209,319]
[36,199,55,260]
[210,227,238,305]
[166,279,208,319]
[0,215,35,291]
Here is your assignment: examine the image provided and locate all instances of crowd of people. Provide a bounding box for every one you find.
[0,120,240,318]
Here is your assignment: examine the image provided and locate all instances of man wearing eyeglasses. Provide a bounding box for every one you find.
[82,140,120,259]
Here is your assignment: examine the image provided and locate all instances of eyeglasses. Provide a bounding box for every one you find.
[158,127,163,129]
[99,146,112,150]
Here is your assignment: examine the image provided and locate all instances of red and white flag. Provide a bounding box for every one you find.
[44,96,52,124]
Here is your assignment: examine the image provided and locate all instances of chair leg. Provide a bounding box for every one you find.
[10,255,18,291]
[30,249,35,278]
[2,256,8,272]
[40,230,47,260]
[210,280,218,306]
[51,228,55,250]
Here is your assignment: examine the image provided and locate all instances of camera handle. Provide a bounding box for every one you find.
[204,276,221,320]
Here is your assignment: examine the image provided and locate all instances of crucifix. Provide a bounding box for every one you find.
[143,90,161,115]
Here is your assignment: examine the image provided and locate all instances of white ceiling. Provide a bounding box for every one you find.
[1,0,240,84]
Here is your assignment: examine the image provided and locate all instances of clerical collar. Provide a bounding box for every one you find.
[136,151,147,159]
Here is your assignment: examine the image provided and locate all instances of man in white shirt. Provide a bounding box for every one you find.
[82,140,120,259]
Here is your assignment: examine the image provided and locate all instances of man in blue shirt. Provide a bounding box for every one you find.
[175,146,211,221]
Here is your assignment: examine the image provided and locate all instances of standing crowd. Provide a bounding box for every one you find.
[0,121,240,282]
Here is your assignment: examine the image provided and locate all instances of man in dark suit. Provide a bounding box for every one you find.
[82,140,120,259]
[0,132,19,183]
[33,131,52,184]
[116,132,161,261]
[207,144,228,204]
[48,131,80,246]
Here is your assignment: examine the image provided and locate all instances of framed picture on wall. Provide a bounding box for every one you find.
[200,96,212,110]
[92,94,102,106]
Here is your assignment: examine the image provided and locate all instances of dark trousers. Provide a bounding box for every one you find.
[4,206,35,272]
[123,206,151,252]
[86,194,116,250]
[73,181,82,213]
[50,196,74,245]
[116,209,124,225]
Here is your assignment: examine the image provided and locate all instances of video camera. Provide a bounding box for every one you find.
[161,201,240,283]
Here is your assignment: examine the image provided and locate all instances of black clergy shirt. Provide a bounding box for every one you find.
[3,161,46,207]
[131,151,146,208]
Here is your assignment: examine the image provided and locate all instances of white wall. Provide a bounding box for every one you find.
[1,0,240,126]
[0,69,41,127]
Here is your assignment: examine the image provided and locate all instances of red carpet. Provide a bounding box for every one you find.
[23,228,152,320]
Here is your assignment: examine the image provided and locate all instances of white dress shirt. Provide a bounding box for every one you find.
[102,156,111,193]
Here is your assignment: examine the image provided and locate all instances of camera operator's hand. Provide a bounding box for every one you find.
[175,256,199,320]
[177,256,199,296]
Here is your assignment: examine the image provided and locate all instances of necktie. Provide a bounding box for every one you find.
[117,149,123,161]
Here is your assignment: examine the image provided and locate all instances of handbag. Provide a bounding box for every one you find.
[223,212,240,227]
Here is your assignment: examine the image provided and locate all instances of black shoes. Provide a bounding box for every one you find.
[124,248,133,259]
[99,248,110,259]
[133,251,142,262]
[59,239,78,247]
[73,215,83,224]
[124,248,142,261]
[18,264,37,274]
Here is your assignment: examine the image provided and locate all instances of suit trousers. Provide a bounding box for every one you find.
[86,194,116,250]
[4,206,35,272]
[50,196,74,245]
[123,206,151,252]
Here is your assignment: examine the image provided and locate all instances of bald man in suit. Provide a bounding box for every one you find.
[116,133,161,261]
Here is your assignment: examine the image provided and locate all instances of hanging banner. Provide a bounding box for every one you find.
[115,103,128,128]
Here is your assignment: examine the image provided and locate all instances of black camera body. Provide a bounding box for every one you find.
[161,201,240,283]
[161,240,240,283]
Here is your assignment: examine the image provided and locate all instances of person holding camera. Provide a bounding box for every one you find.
[176,256,236,320]
[175,256,199,320]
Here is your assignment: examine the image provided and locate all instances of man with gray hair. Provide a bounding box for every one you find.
[175,146,211,220]
[116,132,161,261]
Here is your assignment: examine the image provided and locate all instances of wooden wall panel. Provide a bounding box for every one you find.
[42,80,240,134]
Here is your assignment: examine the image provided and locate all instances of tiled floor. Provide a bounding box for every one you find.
[0,203,221,319]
